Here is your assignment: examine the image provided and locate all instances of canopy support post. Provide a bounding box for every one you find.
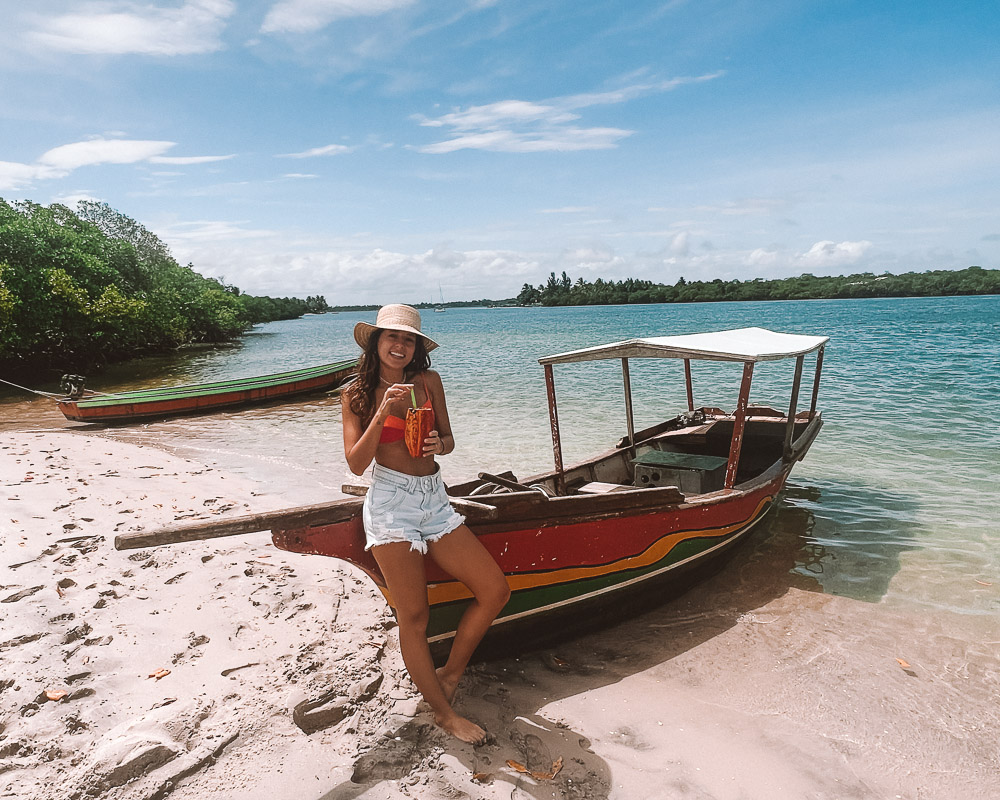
[684,358,694,411]
[725,361,755,489]
[543,363,566,496]
[622,358,635,451]
[809,346,825,415]
[783,355,805,460]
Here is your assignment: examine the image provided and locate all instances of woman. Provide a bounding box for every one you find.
[342,304,510,745]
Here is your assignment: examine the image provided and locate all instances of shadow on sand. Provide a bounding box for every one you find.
[318,479,922,800]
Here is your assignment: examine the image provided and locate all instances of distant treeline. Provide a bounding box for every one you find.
[0,199,329,376]
[516,266,1000,306]
[331,300,504,312]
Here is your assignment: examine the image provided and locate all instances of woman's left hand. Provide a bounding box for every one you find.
[423,430,444,457]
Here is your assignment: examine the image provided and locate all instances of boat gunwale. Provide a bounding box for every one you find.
[61,359,357,409]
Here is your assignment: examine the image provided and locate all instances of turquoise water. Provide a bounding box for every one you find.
[3,296,998,623]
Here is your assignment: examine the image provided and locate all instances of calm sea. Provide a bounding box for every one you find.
[3,296,998,627]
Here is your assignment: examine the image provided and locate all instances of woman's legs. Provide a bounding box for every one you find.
[371,541,489,745]
[427,525,511,700]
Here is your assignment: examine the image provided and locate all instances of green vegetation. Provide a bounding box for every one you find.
[0,199,329,376]
[516,267,1000,307]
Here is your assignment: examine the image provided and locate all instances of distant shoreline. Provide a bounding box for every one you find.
[327,265,999,313]
[329,291,1000,313]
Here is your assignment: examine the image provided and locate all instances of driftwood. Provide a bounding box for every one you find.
[115,491,498,552]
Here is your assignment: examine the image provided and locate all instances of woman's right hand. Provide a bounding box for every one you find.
[376,383,414,422]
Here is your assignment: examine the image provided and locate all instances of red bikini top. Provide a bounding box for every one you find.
[379,375,434,443]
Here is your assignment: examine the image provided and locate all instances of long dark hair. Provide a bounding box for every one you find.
[345,329,432,426]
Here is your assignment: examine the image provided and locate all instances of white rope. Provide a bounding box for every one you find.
[0,377,63,398]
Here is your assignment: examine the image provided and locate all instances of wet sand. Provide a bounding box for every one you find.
[2,429,998,800]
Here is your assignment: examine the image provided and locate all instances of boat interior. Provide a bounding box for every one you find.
[452,405,817,502]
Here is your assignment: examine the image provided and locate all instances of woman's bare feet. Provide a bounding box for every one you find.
[434,709,488,745]
[436,666,461,704]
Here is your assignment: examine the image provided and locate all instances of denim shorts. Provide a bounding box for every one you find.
[363,463,466,553]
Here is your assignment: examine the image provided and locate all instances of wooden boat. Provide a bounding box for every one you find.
[58,359,358,424]
[117,327,827,658]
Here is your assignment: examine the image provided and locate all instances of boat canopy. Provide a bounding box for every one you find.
[539,327,829,365]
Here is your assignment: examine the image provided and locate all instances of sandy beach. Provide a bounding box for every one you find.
[3,428,998,800]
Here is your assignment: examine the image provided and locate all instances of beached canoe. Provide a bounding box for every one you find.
[117,327,826,658]
[58,359,358,424]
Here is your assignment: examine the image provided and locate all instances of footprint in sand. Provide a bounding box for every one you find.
[2,586,44,603]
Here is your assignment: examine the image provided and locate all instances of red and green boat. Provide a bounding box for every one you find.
[117,327,827,657]
[58,359,358,424]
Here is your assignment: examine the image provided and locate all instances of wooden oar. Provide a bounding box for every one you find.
[477,471,551,495]
[114,498,363,551]
[115,491,497,552]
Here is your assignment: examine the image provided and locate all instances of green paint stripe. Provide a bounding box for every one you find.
[73,360,356,408]
[426,527,748,638]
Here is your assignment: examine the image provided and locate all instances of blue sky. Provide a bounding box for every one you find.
[1,1,998,305]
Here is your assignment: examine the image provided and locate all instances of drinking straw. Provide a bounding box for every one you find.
[410,386,418,408]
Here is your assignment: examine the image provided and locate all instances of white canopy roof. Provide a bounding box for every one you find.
[539,327,829,365]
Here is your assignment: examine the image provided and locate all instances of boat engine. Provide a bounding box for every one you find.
[59,374,87,400]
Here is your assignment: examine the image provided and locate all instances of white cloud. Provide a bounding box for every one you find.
[261,0,417,34]
[39,139,176,170]
[420,100,578,130]
[149,154,236,165]
[160,232,543,300]
[748,248,779,266]
[157,220,280,242]
[417,127,631,154]
[798,240,873,267]
[0,139,230,190]
[152,222,913,303]
[696,197,787,216]
[413,73,721,154]
[556,245,626,274]
[0,161,61,191]
[559,73,724,110]
[282,173,319,179]
[669,231,689,256]
[26,0,235,56]
[52,191,103,207]
[277,144,356,158]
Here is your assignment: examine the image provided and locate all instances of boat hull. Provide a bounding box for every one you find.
[272,463,790,658]
[58,360,357,424]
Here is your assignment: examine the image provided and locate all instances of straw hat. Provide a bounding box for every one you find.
[353,304,439,351]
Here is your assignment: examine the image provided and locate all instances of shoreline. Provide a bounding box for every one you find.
[3,429,999,800]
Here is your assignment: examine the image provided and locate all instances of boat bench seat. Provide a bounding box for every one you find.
[576,481,633,494]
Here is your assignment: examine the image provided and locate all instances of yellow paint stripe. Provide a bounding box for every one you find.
[424,495,773,606]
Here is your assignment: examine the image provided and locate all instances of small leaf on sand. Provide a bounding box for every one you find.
[530,757,564,781]
[896,658,912,669]
[45,689,68,701]
[471,772,493,783]
[148,668,171,680]
[506,757,563,781]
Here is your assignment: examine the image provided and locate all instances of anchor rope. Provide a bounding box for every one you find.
[0,377,116,399]
[0,377,63,398]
